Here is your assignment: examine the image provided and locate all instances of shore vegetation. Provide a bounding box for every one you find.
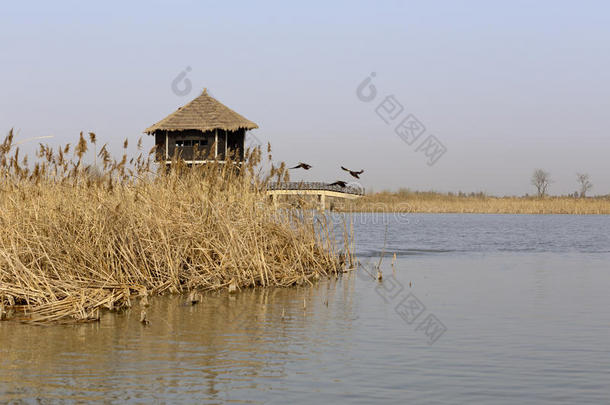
[0,130,349,323]
[337,189,610,214]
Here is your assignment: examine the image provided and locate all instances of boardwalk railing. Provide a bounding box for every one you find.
[266,182,365,196]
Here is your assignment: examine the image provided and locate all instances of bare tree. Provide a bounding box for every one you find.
[576,173,593,197]
[531,169,551,197]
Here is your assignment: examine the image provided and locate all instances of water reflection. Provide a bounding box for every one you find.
[2,214,610,404]
[1,277,360,403]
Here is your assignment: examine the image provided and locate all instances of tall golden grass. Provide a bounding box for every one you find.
[339,190,610,214]
[0,130,347,323]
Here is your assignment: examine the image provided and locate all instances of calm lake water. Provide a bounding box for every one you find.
[1,214,610,404]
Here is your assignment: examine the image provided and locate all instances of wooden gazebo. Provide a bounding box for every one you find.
[144,89,258,165]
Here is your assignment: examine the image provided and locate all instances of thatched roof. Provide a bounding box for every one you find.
[145,89,258,134]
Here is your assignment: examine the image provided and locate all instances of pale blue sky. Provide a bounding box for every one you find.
[2,0,609,195]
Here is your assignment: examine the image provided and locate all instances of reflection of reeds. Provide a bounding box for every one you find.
[0,129,346,323]
[339,190,610,214]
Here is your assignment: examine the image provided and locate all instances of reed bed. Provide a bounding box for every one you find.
[0,130,347,323]
[338,190,610,214]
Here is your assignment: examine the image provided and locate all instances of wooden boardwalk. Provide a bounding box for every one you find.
[266,182,364,210]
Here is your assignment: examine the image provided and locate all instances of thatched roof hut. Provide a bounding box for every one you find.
[145,89,258,164]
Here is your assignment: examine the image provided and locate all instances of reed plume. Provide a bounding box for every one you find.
[0,129,347,323]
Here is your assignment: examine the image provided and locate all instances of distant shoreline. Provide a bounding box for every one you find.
[333,192,610,215]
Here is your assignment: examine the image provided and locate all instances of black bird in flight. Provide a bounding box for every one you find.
[290,162,312,170]
[328,181,347,188]
[341,166,364,179]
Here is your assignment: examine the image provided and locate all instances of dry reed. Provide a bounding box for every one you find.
[338,190,610,215]
[0,130,347,323]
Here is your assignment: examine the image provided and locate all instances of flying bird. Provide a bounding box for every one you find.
[290,162,312,170]
[341,166,364,179]
[328,181,347,188]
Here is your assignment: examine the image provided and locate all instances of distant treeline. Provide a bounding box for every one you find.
[366,188,610,200]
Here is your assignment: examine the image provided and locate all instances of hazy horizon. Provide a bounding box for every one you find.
[2,1,609,196]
